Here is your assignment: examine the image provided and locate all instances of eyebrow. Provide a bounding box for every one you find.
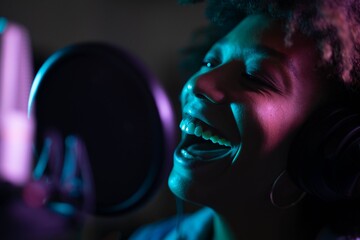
[210,42,299,89]
[212,41,297,73]
[243,45,297,74]
[245,45,299,91]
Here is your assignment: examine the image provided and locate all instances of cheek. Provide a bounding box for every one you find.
[257,105,288,151]
[249,100,303,154]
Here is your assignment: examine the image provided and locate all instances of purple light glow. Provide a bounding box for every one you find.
[0,21,32,112]
[150,78,177,169]
[122,46,177,172]
[0,21,34,186]
[0,112,34,185]
[153,84,176,138]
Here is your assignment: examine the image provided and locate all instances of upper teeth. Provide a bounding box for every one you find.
[179,118,231,147]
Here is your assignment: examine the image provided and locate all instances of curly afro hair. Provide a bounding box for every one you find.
[179,0,360,94]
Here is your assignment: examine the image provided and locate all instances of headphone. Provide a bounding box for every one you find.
[287,99,360,202]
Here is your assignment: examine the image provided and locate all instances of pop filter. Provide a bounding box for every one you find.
[28,42,177,216]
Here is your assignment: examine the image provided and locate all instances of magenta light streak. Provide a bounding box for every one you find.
[151,81,177,166]
[122,46,177,169]
[0,20,34,186]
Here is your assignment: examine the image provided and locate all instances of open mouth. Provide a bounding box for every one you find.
[176,115,240,163]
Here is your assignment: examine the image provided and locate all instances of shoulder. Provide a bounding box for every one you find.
[129,207,214,240]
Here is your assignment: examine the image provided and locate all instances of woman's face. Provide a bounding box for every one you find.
[169,14,333,206]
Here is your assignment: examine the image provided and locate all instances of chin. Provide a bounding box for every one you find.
[168,169,209,205]
[168,169,190,201]
[167,151,234,205]
[167,130,241,201]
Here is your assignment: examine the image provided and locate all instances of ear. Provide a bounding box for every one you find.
[287,103,360,201]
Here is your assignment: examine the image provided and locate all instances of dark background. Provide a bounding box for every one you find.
[0,1,207,239]
[0,0,207,105]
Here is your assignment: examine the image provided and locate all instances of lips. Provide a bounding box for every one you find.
[175,114,240,166]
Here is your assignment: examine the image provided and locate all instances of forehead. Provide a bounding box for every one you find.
[225,14,282,46]
[207,14,323,88]
[212,14,317,61]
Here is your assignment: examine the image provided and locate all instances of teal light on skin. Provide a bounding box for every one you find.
[0,17,7,34]
[169,14,334,240]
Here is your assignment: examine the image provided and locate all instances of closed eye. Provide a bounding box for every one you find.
[242,73,282,94]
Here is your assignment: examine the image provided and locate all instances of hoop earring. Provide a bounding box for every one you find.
[270,170,306,209]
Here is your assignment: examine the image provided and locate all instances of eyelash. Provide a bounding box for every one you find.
[243,73,281,93]
[201,58,281,94]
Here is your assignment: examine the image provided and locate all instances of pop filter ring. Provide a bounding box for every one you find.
[28,42,177,216]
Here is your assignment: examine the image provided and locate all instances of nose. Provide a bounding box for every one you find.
[193,74,226,103]
[191,61,242,104]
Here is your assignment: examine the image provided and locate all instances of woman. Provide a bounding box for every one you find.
[131,0,360,239]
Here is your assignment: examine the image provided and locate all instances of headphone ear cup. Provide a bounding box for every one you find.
[287,104,360,201]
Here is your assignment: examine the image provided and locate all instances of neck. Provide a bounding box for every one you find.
[212,201,317,240]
